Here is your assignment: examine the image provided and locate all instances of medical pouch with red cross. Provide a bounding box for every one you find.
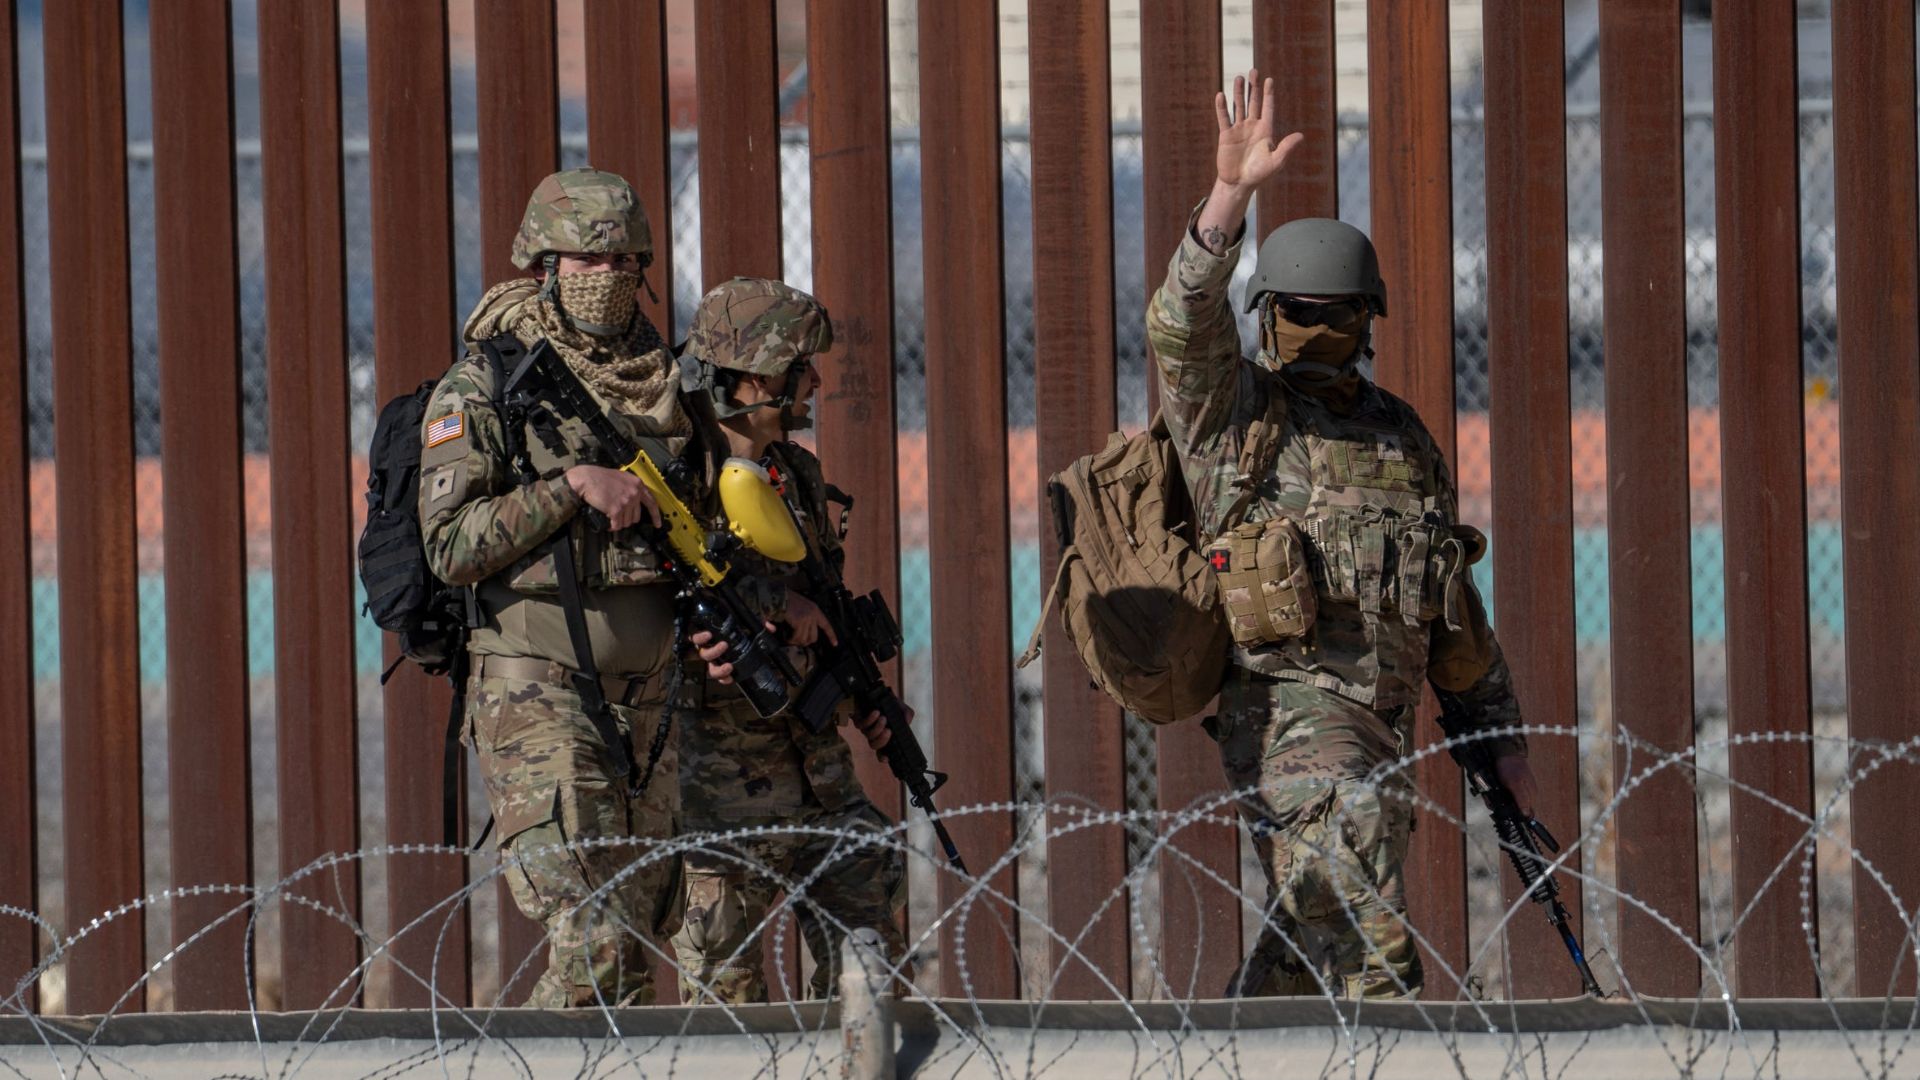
[1204,517,1317,649]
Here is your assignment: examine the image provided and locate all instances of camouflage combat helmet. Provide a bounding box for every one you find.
[685,277,833,376]
[1244,217,1388,317]
[510,167,653,271]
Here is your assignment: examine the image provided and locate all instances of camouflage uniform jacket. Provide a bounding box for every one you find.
[419,290,692,677]
[679,436,866,826]
[1149,207,1522,742]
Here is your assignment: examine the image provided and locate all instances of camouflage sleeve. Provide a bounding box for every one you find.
[418,360,581,587]
[1446,639,1526,758]
[1146,199,1248,457]
[1424,433,1526,758]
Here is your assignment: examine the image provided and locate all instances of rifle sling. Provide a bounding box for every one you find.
[442,647,469,848]
[552,522,640,785]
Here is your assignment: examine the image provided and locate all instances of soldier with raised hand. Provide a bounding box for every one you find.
[1152,72,1539,999]
[417,167,687,1007]
[670,277,907,1005]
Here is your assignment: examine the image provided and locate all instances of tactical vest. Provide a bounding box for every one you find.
[464,351,677,595]
[1209,379,1471,709]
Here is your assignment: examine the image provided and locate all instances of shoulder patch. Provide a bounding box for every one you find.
[426,412,465,448]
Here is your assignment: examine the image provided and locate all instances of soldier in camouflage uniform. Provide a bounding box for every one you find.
[418,168,690,1007]
[1151,73,1540,999]
[671,277,908,1004]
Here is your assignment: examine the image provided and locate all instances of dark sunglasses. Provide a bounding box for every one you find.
[1273,296,1368,328]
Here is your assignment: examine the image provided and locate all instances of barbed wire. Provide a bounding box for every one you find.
[4,724,1917,1079]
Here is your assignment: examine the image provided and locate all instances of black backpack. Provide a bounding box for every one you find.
[357,348,520,848]
[358,378,477,676]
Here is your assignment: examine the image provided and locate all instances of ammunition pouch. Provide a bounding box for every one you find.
[1301,510,1471,628]
[1206,518,1318,647]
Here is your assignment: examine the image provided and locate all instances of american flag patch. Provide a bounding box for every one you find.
[425,412,464,448]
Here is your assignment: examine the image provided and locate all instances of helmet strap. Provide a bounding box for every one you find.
[777,363,811,431]
[537,253,560,302]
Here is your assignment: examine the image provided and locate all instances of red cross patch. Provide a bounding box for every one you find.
[1209,549,1231,572]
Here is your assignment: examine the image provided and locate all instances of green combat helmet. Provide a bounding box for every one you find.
[1243,217,1388,317]
[683,277,832,429]
[510,167,653,271]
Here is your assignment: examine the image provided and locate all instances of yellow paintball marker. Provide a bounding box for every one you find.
[506,339,806,718]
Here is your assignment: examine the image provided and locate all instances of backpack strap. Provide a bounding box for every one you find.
[479,333,542,486]
[442,646,470,847]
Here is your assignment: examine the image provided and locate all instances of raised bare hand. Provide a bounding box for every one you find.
[1214,69,1304,192]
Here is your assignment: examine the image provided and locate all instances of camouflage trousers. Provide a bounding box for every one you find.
[671,802,906,1004]
[468,669,683,1008]
[1208,674,1422,1000]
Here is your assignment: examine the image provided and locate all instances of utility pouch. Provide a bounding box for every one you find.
[1305,511,1470,626]
[1206,518,1317,647]
[1399,519,1469,626]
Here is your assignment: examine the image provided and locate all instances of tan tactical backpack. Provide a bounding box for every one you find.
[1018,414,1233,725]
[1020,379,1295,724]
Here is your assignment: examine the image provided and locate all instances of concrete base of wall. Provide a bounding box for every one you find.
[3,998,1913,1078]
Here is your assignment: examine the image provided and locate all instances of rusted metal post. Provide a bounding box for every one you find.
[1833,0,1920,1000]
[808,0,906,825]
[0,0,32,1014]
[258,0,362,1012]
[1598,0,1699,1000]
[585,0,676,338]
[695,0,782,286]
[0,0,36,1015]
[46,0,144,1014]
[1027,0,1129,1000]
[1482,0,1586,1001]
[367,0,470,1008]
[473,0,560,1006]
[1712,0,1816,999]
[1253,0,1337,235]
[918,0,1019,1000]
[151,0,254,1011]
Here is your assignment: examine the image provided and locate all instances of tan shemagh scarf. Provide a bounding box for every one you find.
[464,277,689,437]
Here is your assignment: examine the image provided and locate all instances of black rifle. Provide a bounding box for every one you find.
[1435,689,1605,998]
[786,524,968,876]
[503,339,803,719]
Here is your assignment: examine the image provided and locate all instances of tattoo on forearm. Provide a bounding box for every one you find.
[1200,225,1229,255]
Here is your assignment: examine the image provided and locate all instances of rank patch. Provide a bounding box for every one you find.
[425,412,464,448]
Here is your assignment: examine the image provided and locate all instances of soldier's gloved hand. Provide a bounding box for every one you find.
[1495,752,1538,819]
[841,706,898,752]
[781,593,838,649]
[565,464,662,531]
